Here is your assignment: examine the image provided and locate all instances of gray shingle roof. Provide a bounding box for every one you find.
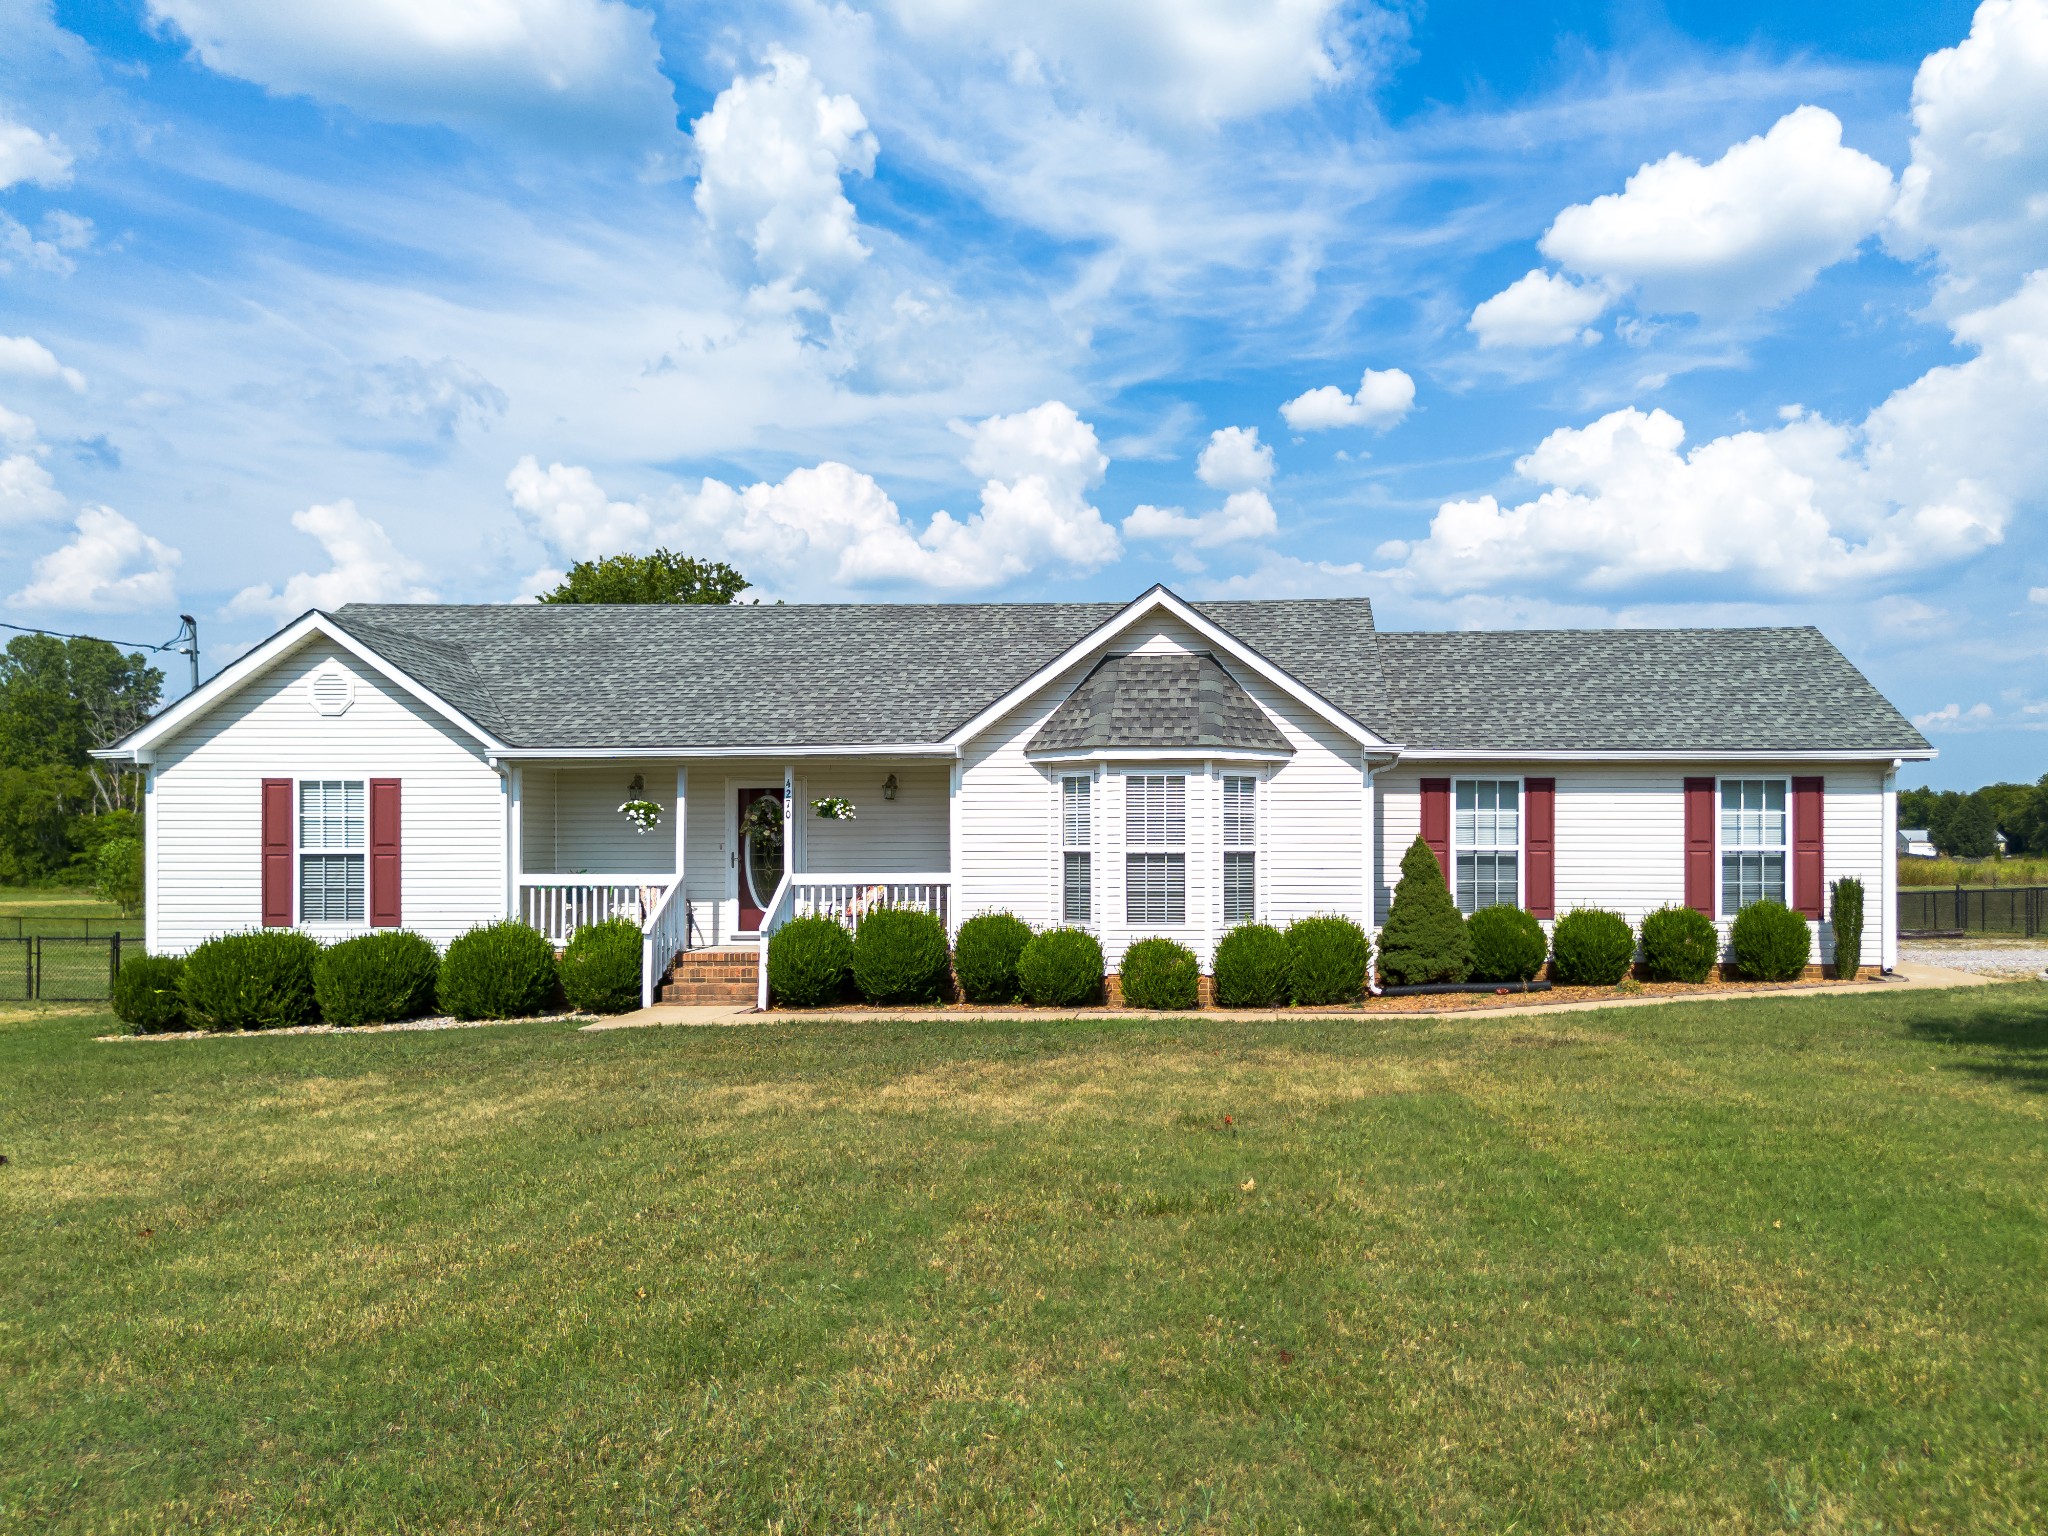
[1374,627,1930,754]
[1026,653,1294,756]
[327,595,1380,750]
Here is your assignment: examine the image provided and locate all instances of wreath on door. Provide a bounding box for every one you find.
[739,793,784,859]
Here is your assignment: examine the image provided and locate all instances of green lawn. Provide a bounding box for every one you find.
[4,990,2045,1534]
[0,886,137,939]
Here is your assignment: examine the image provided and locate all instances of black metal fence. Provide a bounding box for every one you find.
[1900,886,2047,937]
[0,935,124,1002]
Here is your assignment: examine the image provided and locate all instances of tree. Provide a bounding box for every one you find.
[1976,782,2037,854]
[2016,773,2048,855]
[0,634,162,815]
[1945,795,1998,859]
[1377,836,1472,986]
[538,550,749,606]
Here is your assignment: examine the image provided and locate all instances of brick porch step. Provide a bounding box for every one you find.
[656,946,758,1006]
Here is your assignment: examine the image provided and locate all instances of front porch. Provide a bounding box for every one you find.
[504,755,955,1006]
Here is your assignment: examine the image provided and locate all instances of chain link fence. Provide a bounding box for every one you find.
[1899,886,2046,937]
[0,935,124,1002]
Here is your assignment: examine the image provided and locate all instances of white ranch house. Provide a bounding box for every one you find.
[99,586,1932,1006]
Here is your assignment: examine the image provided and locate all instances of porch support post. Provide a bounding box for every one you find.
[507,764,524,920]
[947,761,963,936]
[784,764,798,873]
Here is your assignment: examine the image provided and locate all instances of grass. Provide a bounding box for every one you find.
[3,989,2046,1533]
[1899,856,2048,887]
[0,885,137,939]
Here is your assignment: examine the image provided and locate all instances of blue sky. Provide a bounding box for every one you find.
[0,0,2041,788]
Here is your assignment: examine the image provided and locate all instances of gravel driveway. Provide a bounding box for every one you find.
[1901,940,2048,978]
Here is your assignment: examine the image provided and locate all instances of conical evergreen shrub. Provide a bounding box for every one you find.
[1377,836,1471,986]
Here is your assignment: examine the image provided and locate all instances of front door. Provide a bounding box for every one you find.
[736,787,785,932]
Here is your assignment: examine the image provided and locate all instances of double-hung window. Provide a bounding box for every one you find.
[1720,778,1786,913]
[299,778,366,923]
[1453,779,1519,914]
[1124,773,1186,924]
[1061,775,1092,924]
[1222,774,1257,923]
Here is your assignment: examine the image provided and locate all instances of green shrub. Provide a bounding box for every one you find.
[1466,905,1547,983]
[1212,922,1290,1008]
[1287,914,1372,1005]
[1376,837,1469,986]
[1730,898,1812,982]
[558,917,643,1015]
[111,953,185,1033]
[851,907,951,1005]
[313,930,440,1026]
[1551,908,1635,986]
[953,912,1033,1003]
[1017,927,1104,1007]
[95,836,144,913]
[1640,905,1719,983]
[1830,878,1865,980]
[766,914,852,1008]
[437,920,558,1020]
[179,929,320,1031]
[1119,936,1199,1010]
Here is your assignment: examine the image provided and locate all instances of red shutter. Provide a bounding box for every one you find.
[1792,776,1824,918]
[1683,777,1715,916]
[1420,778,1452,887]
[370,778,401,928]
[261,778,293,927]
[1524,778,1555,918]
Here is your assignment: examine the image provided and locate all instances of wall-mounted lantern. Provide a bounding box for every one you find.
[882,773,898,801]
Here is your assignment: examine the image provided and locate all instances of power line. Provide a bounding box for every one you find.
[0,614,201,693]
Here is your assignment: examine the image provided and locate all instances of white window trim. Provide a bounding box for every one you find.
[1220,767,1261,927]
[1716,774,1791,920]
[1451,775,1524,917]
[293,774,370,930]
[1055,768,1097,929]
[1118,764,1193,929]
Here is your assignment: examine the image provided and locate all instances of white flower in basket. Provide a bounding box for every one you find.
[811,796,857,821]
[618,799,662,834]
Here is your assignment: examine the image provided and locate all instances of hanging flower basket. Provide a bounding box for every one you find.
[617,799,662,835]
[811,796,857,822]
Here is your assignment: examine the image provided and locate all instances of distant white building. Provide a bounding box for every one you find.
[1898,828,1938,858]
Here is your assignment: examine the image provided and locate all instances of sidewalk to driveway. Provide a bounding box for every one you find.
[580,961,2006,1032]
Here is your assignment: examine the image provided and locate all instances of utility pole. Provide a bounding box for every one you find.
[173,614,199,695]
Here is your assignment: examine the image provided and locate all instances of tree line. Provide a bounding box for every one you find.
[1899,778,2048,859]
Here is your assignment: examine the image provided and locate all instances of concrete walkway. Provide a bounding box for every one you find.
[580,960,2006,1032]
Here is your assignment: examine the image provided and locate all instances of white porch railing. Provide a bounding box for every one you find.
[518,875,671,946]
[639,878,692,1010]
[754,873,954,1010]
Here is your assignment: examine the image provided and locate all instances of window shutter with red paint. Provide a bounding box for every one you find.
[370,778,401,927]
[1683,777,1715,916]
[1524,778,1556,918]
[261,778,293,927]
[1420,778,1451,887]
[1792,776,1824,918]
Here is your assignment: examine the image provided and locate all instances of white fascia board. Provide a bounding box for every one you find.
[1025,747,1294,765]
[1395,747,1937,763]
[106,611,507,759]
[943,583,1389,751]
[484,742,960,763]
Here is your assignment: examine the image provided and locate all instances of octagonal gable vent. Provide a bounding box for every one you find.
[308,666,355,716]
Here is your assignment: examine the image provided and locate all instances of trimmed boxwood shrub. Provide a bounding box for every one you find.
[1551,908,1636,986]
[1376,837,1470,986]
[313,930,440,1026]
[1467,905,1547,983]
[954,911,1033,1003]
[1287,914,1372,1005]
[437,919,558,1020]
[1017,927,1104,1007]
[1119,936,1200,1010]
[767,914,852,1008]
[1830,877,1865,980]
[1212,922,1290,1008]
[851,907,951,1005]
[1640,905,1718,983]
[1730,898,1811,982]
[179,929,320,1031]
[559,917,643,1015]
[112,953,186,1033]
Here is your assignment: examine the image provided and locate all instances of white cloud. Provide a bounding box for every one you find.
[1889,0,2048,307]
[1279,367,1414,430]
[11,506,180,611]
[2031,586,2048,603]
[1123,488,1277,547]
[1913,701,1996,730]
[144,0,676,144]
[691,50,878,283]
[1469,269,1611,349]
[514,400,1121,593]
[1539,106,1895,315]
[1187,550,1367,598]
[1194,425,1273,490]
[885,0,1359,122]
[0,452,64,524]
[0,405,38,448]
[226,500,436,619]
[0,335,86,391]
[0,114,72,190]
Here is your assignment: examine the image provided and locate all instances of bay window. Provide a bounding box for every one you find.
[1124,772,1186,925]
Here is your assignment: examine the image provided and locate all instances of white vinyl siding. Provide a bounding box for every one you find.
[1453,778,1519,914]
[148,639,504,953]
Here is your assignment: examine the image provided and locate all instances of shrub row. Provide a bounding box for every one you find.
[111,916,647,1034]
